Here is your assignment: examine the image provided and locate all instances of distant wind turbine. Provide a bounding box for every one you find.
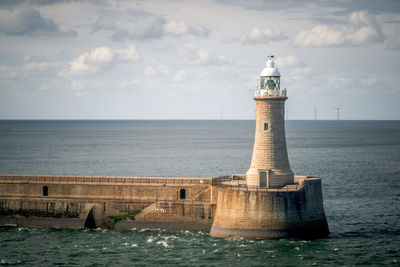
[332,105,341,120]
[314,108,317,120]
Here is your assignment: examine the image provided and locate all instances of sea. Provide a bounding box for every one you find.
[0,120,399,266]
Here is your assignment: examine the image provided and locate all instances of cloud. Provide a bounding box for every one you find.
[240,27,287,44]
[293,10,384,47]
[111,16,165,41]
[144,64,169,76]
[107,11,209,41]
[163,21,208,37]
[0,0,82,9]
[385,35,400,50]
[111,19,208,41]
[173,70,186,82]
[0,5,76,37]
[291,67,313,79]
[121,79,140,89]
[323,74,395,95]
[22,62,60,75]
[275,56,305,68]
[0,65,17,79]
[177,44,228,65]
[58,44,140,76]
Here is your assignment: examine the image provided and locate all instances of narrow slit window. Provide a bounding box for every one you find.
[264,123,269,131]
[179,189,186,200]
[43,186,48,196]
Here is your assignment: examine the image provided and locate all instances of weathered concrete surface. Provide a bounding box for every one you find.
[0,175,221,231]
[0,174,329,239]
[0,198,216,231]
[0,175,216,202]
[210,176,330,239]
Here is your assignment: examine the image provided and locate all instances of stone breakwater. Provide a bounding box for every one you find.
[210,176,330,239]
[0,174,329,239]
[0,174,223,231]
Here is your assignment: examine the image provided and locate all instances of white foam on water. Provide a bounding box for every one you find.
[163,235,177,240]
[156,240,169,248]
[131,244,138,247]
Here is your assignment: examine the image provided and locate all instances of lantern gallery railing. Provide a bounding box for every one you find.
[254,88,287,97]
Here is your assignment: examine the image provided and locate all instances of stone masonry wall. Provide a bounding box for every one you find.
[246,96,294,187]
[0,175,219,231]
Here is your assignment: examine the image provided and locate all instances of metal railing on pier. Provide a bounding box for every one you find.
[0,174,230,186]
[219,181,305,192]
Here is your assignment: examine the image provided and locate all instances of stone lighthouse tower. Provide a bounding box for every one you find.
[246,55,294,188]
[210,56,330,239]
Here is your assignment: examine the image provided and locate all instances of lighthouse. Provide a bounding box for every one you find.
[246,55,294,188]
[210,56,330,239]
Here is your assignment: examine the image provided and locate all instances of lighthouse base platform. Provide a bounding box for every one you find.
[210,176,330,239]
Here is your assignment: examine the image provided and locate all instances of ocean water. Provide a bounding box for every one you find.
[0,120,399,265]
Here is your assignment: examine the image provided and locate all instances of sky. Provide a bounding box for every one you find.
[0,0,399,120]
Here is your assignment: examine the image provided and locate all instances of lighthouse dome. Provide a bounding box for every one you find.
[260,57,280,77]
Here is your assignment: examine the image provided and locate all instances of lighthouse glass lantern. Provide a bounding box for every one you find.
[256,55,281,96]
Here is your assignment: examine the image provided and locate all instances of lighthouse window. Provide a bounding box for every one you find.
[179,189,186,200]
[43,186,48,196]
[264,123,269,130]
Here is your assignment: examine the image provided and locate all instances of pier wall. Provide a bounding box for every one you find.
[210,176,330,239]
[0,175,221,231]
[0,174,329,238]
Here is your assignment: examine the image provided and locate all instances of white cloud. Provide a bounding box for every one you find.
[111,16,209,41]
[0,5,76,37]
[177,44,228,65]
[324,74,394,95]
[173,70,186,82]
[59,44,140,76]
[291,67,313,79]
[70,80,89,96]
[157,64,170,74]
[111,16,165,41]
[144,66,156,76]
[293,10,384,47]
[240,27,287,44]
[22,62,60,75]
[361,77,379,86]
[385,35,400,50]
[0,65,16,79]
[121,79,140,89]
[144,64,170,76]
[275,56,305,68]
[163,21,208,37]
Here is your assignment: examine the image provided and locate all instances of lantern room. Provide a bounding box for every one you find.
[255,55,286,97]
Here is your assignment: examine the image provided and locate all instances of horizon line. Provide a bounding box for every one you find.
[0,119,399,121]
